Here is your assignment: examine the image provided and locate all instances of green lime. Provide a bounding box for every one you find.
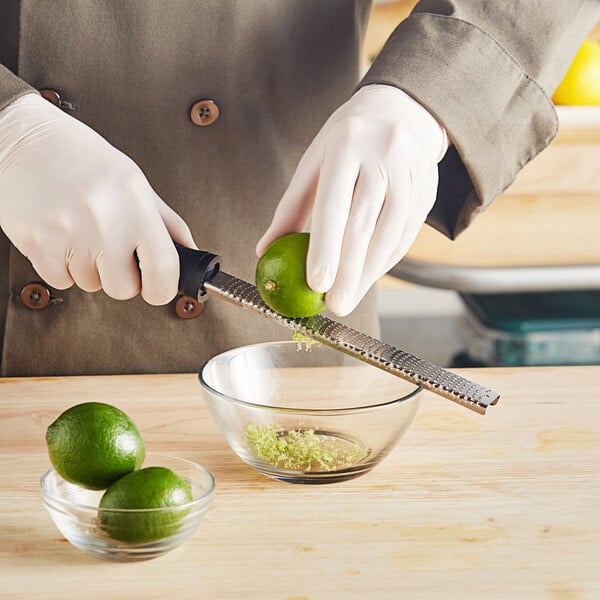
[45,402,145,490]
[99,466,193,544]
[256,232,326,318]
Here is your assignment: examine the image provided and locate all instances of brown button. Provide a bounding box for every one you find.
[175,295,203,319]
[190,99,219,126]
[39,88,61,107]
[20,283,51,310]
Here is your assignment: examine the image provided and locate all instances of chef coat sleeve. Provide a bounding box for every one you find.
[0,63,37,110]
[358,0,600,239]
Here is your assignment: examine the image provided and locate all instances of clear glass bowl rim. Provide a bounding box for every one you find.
[198,340,423,414]
[40,453,216,514]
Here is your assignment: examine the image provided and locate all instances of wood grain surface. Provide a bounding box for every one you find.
[1,368,599,599]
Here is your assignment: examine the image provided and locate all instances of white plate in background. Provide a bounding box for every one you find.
[556,105,600,128]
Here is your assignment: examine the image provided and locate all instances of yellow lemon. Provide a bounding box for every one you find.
[552,39,600,105]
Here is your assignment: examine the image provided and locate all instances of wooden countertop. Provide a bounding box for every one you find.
[1,369,599,599]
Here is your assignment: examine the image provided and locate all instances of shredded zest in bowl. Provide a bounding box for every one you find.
[244,423,367,471]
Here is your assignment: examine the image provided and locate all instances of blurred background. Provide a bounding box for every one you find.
[367,1,600,367]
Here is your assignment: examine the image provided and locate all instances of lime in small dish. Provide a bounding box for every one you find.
[40,454,215,562]
[45,401,146,490]
[199,341,422,484]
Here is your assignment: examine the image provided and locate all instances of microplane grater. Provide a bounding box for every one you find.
[177,246,500,414]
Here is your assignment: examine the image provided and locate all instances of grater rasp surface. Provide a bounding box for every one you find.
[204,271,500,414]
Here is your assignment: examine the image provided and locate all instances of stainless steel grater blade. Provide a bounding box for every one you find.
[203,270,500,414]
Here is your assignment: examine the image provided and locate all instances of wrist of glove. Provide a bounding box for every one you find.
[0,93,196,305]
[257,84,448,316]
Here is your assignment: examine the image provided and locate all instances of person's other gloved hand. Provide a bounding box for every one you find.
[257,84,448,316]
[0,93,196,305]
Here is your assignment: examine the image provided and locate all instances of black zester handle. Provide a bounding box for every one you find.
[203,270,500,414]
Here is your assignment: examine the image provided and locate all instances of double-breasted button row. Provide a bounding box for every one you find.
[20,283,204,321]
[39,88,220,127]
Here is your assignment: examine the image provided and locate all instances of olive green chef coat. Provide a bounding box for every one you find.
[0,1,598,376]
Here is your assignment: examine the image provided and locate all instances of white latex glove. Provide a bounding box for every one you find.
[257,84,448,316]
[0,93,196,305]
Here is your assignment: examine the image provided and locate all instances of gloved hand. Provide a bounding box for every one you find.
[0,93,196,305]
[257,84,448,316]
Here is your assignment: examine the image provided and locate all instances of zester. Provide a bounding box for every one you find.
[177,245,500,415]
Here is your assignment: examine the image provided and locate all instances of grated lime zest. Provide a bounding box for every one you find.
[291,331,321,352]
[244,423,366,472]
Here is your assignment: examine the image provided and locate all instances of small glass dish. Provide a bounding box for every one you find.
[40,453,215,561]
[199,340,422,484]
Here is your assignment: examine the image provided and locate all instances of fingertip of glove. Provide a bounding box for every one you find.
[255,236,271,258]
[325,291,354,317]
[307,266,335,294]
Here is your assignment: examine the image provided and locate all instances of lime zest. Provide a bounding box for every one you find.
[291,331,321,352]
[244,423,366,472]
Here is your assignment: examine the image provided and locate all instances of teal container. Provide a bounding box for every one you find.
[460,290,600,366]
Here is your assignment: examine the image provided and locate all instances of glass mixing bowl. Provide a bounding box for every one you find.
[199,340,422,484]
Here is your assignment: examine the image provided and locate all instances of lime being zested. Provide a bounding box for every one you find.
[256,232,326,318]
